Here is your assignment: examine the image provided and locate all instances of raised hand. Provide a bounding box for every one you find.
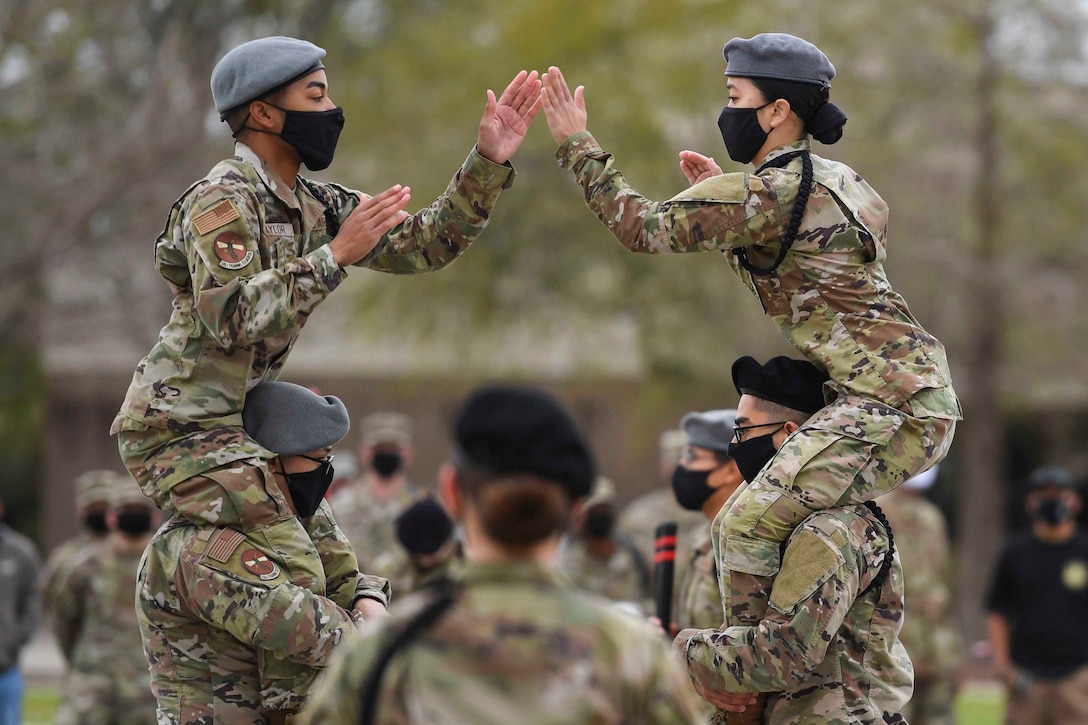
[329,185,412,267]
[679,150,724,186]
[476,70,543,164]
[540,66,587,146]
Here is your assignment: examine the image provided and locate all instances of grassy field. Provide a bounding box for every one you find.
[23,681,1006,724]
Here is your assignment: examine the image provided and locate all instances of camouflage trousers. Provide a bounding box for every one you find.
[54,670,158,725]
[716,388,957,630]
[117,429,324,715]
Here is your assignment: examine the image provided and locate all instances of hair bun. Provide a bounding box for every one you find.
[809,101,847,145]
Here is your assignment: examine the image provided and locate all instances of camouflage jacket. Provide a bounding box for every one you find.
[112,142,515,490]
[299,560,705,724]
[676,505,913,725]
[137,502,390,721]
[559,533,652,612]
[677,525,722,632]
[328,479,420,582]
[42,532,103,623]
[557,134,960,417]
[879,489,961,679]
[52,538,158,722]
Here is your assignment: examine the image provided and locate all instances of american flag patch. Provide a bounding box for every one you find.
[192,200,241,236]
[206,527,246,563]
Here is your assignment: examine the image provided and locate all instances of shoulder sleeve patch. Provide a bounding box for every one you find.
[768,527,846,615]
[193,199,241,236]
[205,527,246,563]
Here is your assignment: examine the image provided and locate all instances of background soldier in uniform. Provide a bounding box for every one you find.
[53,475,160,725]
[371,495,461,596]
[330,412,421,591]
[300,385,704,724]
[136,381,389,723]
[41,470,119,618]
[879,465,961,725]
[670,409,743,634]
[109,34,542,651]
[540,32,959,668]
[674,357,913,725]
[560,476,651,612]
[0,494,41,725]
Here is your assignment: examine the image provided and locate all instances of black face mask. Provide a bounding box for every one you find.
[284,460,335,518]
[371,451,403,478]
[584,509,616,539]
[671,466,716,511]
[116,509,154,536]
[1034,498,1073,526]
[717,102,771,164]
[270,104,345,171]
[728,431,780,484]
[83,511,109,535]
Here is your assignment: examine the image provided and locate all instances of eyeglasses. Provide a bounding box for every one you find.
[731,421,789,443]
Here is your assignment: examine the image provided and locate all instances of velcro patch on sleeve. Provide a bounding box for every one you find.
[205,527,247,563]
[193,200,241,236]
[668,173,749,203]
[768,528,845,615]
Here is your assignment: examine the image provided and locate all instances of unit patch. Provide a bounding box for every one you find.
[240,549,281,581]
[214,231,254,270]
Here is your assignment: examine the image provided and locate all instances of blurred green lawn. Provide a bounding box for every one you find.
[23,681,1006,724]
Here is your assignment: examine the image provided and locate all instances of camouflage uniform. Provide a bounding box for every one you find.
[556,133,960,633]
[676,502,913,724]
[880,488,960,725]
[52,539,158,725]
[41,470,117,617]
[111,140,513,529]
[136,500,390,722]
[299,560,705,724]
[328,480,420,589]
[559,532,651,611]
[677,526,721,632]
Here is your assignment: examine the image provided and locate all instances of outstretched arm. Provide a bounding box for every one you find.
[476,70,543,164]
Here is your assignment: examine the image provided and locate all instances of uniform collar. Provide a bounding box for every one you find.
[233,142,301,211]
[758,139,811,169]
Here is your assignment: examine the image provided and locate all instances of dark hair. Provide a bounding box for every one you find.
[458,469,571,547]
[750,77,846,145]
[749,397,812,427]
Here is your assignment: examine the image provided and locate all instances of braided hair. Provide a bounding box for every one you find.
[860,500,896,596]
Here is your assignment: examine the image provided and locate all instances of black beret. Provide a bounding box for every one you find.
[731,356,829,415]
[395,497,455,556]
[211,36,326,116]
[723,33,836,87]
[243,381,350,455]
[452,385,595,499]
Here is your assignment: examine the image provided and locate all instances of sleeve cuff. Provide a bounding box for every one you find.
[466,145,516,190]
[305,244,346,290]
[353,573,392,608]
[555,130,601,170]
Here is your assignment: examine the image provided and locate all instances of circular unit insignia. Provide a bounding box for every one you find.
[214,231,254,270]
[241,548,281,581]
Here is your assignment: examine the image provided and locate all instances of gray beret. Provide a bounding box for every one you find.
[242,381,349,455]
[211,36,326,116]
[680,409,737,455]
[723,33,835,87]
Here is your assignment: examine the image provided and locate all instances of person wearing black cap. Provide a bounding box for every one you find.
[136,382,390,723]
[673,356,913,724]
[371,495,462,596]
[299,384,704,725]
[986,466,1088,724]
[110,35,543,652]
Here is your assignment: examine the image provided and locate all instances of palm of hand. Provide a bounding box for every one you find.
[479,103,527,163]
